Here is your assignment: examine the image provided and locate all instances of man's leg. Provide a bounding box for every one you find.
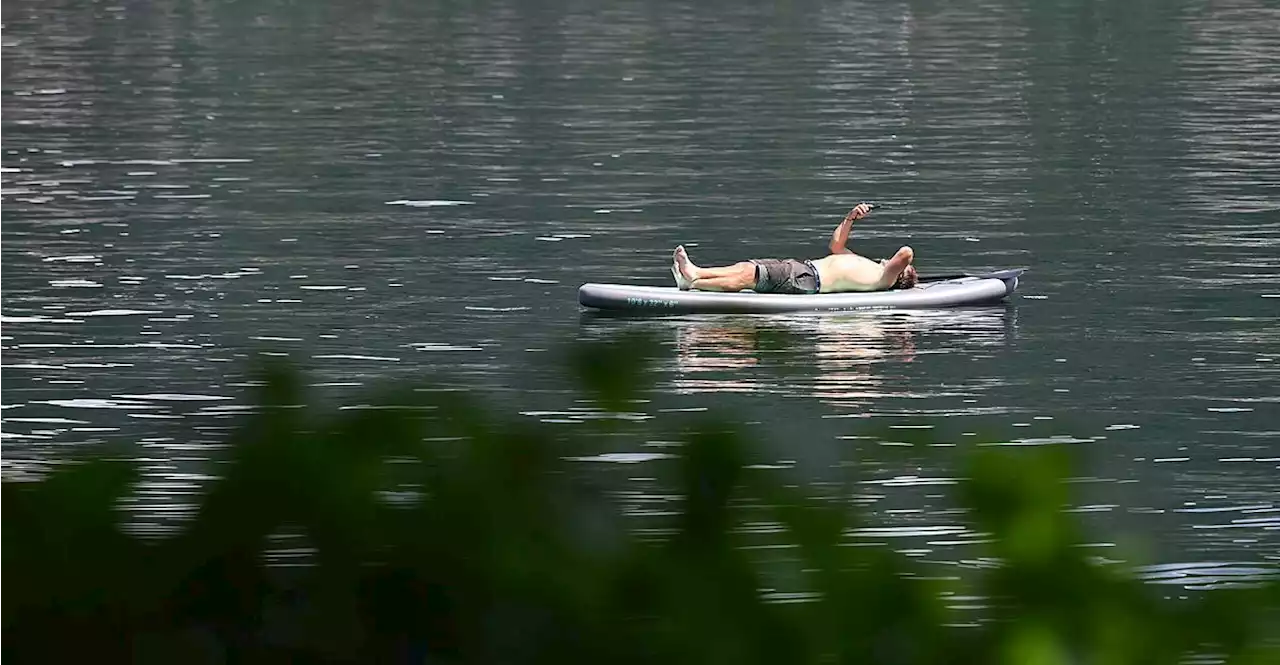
[674,246,758,292]
[689,263,756,291]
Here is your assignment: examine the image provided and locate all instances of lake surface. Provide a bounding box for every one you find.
[3,0,1278,587]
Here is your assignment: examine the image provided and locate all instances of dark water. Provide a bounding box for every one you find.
[3,0,1278,587]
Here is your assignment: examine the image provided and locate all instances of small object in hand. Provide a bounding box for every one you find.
[847,202,875,221]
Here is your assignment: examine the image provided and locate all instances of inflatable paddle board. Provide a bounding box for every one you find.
[579,269,1023,314]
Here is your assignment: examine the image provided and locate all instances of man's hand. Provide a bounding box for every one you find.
[844,203,873,223]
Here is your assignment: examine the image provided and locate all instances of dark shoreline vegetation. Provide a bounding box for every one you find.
[4,337,1277,664]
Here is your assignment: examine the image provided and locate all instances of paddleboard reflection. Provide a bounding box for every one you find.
[579,306,1016,404]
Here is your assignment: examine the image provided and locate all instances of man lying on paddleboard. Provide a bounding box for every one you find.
[671,203,918,294]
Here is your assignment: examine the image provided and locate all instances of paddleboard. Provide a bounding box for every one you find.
[579,269,1023,314]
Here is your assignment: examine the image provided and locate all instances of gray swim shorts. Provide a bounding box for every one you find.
[750,258,821,295]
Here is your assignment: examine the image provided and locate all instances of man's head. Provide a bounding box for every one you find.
[893,265,918,290]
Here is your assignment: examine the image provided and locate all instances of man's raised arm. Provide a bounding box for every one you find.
[828,203,873,255]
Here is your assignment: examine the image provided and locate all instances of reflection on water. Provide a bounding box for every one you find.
[667,308,1012,403]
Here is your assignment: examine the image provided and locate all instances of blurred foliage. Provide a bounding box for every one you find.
[4,337,1278,664]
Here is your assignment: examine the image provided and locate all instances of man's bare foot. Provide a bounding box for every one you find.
[672,245,697,290]
[671,264,690,290]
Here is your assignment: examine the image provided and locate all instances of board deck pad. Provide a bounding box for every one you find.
[579,269,1023,314]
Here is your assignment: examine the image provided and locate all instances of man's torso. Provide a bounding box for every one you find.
[810,253,887,293]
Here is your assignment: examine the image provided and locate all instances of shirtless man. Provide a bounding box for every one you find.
[671,203,918,294]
